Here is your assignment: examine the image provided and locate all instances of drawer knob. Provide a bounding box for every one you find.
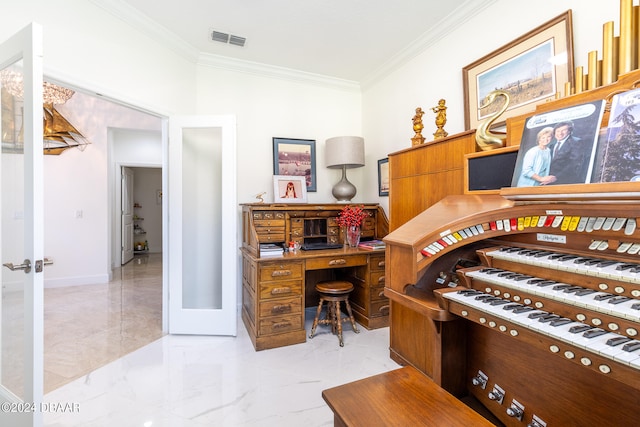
[379,305,390,314]
[377,276,385,284]
[273,321,291,330]
[328,259,347,265]
[378,261,385,268]
[271,287,292,295]
[271,270,292,277]
[272,304,292,314]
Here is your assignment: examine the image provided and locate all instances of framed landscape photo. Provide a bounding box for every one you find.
[463,10,574,130]
[273,175,307,203]
[378,158,389,196]
[272,137,316,192]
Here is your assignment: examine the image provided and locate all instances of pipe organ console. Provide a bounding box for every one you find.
[384,193,640,426]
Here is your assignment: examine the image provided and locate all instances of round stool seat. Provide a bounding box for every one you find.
[315,280,354,295]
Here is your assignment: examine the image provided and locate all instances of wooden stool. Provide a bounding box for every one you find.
[309,280,359,346]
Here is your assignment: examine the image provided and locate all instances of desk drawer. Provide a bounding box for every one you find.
[259,295,302,317]
[369,255,385,271]
[370,299,390,317]
[260,262,303,281]
[259,280,303,300]
[370,271,385,287]
[305,254,368,270]
[259,314,303,335]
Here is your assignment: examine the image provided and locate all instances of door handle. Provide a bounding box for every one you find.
[3,259,32,273]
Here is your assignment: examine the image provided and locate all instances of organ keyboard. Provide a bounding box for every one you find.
[384,193,640,426]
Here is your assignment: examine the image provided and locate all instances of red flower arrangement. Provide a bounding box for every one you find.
[336,205,370,228]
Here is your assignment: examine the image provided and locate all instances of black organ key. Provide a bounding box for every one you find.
[528,311,549,319]
[538,314,561,323]
[615,263,638,271]
[631,303,640,310]
[569,325,593,334]
[513,275,534,281]
[536,280,558,287]
[622,341,640,352]
[533,251,553,258]
[575,288,597,296]
[549,317,573,326]
[548,253,565,260]
[475,295,495,301]
[480,268,503,274]
[552,284,573,291]
[513,306,535,314]
[489,299,511,306]
[574,257,595,264]
[606,336,632,346]
[558,255,579,261]
[596,260,618,268]
[563,286,585,294]
[584,259,602,266]
[527,278,546,284]
[583,328,608,338]
[502,303,523,311]
[608,296,632,305]
[593,294,616,301]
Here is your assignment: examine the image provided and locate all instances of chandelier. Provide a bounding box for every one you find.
[0,69,75,104]
[1,68,91,155]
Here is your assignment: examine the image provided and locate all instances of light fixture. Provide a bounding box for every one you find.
[325,136,365,202]
[1,68,90,155]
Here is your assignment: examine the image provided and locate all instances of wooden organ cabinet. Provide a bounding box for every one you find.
[384,71,640,426]
[241,203,389,351]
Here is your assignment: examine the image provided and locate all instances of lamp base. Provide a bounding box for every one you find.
[332,165,357,202]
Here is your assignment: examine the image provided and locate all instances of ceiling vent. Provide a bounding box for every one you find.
[211,30,246,47]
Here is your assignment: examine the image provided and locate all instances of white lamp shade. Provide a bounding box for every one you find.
[325,136,365,169]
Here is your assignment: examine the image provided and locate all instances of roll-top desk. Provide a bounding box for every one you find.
[240,203,389,351]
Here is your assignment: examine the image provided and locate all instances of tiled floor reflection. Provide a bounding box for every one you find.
[44,291,399,426]
[44,253,163,393]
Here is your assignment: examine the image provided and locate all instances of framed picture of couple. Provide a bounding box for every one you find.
[511,100,605,188]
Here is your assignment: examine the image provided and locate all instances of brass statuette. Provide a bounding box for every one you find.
[475,90,509,151]
[411,107,425,146]
[432,99,448,139]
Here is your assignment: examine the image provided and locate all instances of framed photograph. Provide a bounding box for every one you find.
[378,158,389,196]
[511,100,605,188]
[463,10,574,130]
[273,175,307,203]
[272,137,316,192]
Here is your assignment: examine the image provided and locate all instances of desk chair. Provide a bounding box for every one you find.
[309,280,359,346]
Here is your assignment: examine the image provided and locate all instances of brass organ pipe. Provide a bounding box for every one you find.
[587,50,598,89]
[602,21,615,85]
[575,66,584,94]
[564,81,572,97]
[614,36,620,81]
[619,0,633,75]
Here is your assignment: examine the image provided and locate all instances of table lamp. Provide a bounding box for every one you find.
[325,136,365,202]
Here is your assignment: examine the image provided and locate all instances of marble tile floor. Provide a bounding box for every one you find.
[44,306,400,426]
[43,253,164,393]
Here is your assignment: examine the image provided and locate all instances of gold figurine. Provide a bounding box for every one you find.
[411,107,425,146]
[432,99,448,139]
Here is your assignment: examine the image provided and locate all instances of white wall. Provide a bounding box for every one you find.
[133,167,162,253]
[362,0,621,215]
[1,0,624,288]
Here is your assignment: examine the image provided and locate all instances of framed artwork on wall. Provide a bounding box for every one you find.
[273,175,307,203]
[272,137,316,192]
[378,158,389,196]
[463,10,574,130]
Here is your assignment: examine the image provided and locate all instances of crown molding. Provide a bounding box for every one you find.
[197,53,361,92]
[360,0,499,89]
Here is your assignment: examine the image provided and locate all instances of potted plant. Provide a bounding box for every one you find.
[336,205,370,247]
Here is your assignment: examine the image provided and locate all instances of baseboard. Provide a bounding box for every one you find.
[44,274,110,288]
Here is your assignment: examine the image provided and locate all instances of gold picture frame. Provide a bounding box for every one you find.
[463,10,574,130]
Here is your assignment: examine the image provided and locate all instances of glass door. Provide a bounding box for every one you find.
[168,115,237,335]
[0,23,45,427]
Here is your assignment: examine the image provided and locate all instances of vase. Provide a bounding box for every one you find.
[346,225,361,248]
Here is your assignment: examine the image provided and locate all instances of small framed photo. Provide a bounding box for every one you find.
[272,137,316,192]
[378,158,389,196]
[273,175,307,203]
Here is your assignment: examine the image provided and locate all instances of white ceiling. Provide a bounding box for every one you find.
[97,0,495,85]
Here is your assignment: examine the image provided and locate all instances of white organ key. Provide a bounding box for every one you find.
[577,217,589,232]
[612,217,627,232]
[537,216,547,227]
[593,217,606,231]
[602,217,616,231]
[624,218,637,235]
[585,217,597,232]
[551,216,564,228]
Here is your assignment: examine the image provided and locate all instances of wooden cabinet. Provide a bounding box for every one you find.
[240,203,390,350]
[388,130,477,231]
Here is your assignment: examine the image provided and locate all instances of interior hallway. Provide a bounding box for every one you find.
[44,253,163,393]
